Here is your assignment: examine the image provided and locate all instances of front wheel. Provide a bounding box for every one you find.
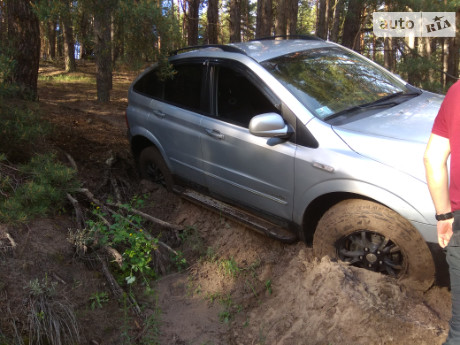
[313,199,435,291]
[138,146,173,191]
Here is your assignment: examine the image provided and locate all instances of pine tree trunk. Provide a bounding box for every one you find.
[330,0,344,42]
[62,1,76,72]
[229,0,241,42]
[256,0,272,38]
[6,0,40,100]
[241,0,249,40]
[187,0,200,45]
[207,0,218,44]
[47,20,56,60]
[94,1,112,102]
[341,0,362,50]
[316,0,328,39]
[383,37,393,71]
[286,0,298,35]
[275,0,287,36]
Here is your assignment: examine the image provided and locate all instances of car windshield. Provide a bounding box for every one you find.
[261,47,410,120]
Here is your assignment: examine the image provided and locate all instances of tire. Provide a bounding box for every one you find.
[313,199,435,291]
[138,146,173,191]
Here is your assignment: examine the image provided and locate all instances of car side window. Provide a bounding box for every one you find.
[216,66,278,127]
[133,63,204,113]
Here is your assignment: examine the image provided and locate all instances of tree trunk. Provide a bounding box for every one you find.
[94,1,112,102]
[341,0,362,50]
[6,0,40,100]
[229,0,241,42]
[62,1,76,72]
[207,0,218,44]
[383,37,393,71]
[316,0,328,39]
[47,20,56,60]
[256,0,272,38]
[330,0,344,42]
[78,10,90,59]
[286,0,298,36]
[275,0,287,36]
[187,0,200,45]
[0,0,6,44]
[240,0,250,40]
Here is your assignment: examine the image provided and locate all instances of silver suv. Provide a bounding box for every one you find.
[126,37,444,290]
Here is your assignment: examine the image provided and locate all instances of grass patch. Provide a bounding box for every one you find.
[0,94,79,224]
[0,153,79,224]
[38,73,95,84]
[27,277,81,345]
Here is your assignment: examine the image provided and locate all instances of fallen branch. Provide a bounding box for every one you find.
[98,255,141,317]
[66,193,84,228]
[104,246,123,268]
[108,201,183,232]
[110,177,122,204]
[63,151,78,172]
[5,233,16,248]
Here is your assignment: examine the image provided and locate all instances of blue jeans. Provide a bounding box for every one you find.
[444,214,460,345]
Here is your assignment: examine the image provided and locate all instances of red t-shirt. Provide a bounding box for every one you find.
[432,80,460,211]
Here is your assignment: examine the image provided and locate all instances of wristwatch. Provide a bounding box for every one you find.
[435,212,454,221]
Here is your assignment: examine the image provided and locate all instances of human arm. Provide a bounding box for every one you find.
[424,133,452,248]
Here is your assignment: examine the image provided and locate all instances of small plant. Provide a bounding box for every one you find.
[171,250,187,271]
[87,199,160,285]
[265,280,272,295]
[26,276,80,345]
[89,291,109,310]
[219,257,240,278]
[204,246,218,263]
[217,294,242,324]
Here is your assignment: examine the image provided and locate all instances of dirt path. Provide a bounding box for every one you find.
[0,61,452,345]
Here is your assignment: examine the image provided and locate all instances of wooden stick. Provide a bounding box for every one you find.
[108,201,183,232]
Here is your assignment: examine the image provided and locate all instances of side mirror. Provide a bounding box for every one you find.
[249,113,291,138]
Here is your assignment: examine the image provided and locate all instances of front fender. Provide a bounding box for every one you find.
[294,178,437,243]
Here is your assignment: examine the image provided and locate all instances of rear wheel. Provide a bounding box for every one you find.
[138,147,173,191]
[313,199,435,291]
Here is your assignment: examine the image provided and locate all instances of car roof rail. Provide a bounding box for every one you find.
[251,35,324,42]
[170,44,248,56]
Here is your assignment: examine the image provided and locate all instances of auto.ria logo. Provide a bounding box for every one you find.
[373,12,456,37]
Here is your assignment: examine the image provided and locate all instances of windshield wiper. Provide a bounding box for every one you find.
[324,90,420,121]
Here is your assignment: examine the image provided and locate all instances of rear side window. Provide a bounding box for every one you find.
[133,63,204,113]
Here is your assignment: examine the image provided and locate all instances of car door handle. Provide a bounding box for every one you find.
[205,128,225,140]
[152,109,166,118]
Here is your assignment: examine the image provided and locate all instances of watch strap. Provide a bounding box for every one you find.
[435,212,454,221]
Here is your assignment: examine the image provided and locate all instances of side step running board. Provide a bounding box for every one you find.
[174,187,298,243]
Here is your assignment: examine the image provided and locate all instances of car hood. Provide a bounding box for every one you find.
[332,91,444,182]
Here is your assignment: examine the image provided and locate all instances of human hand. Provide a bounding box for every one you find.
[438,218,454,248]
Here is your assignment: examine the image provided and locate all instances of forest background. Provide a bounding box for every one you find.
[0,0,459,104]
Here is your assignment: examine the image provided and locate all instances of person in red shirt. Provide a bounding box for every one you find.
[425,80,460,345]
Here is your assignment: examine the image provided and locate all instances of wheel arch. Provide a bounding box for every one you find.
[130,128,168,167]
[299,179,432,243]
[301,192,369,242]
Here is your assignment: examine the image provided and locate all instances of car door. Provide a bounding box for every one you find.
[139,60,208,186]
[200,61,296,220]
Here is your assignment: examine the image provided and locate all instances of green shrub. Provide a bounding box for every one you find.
[0,153,79,224]
[0,104,50,161]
